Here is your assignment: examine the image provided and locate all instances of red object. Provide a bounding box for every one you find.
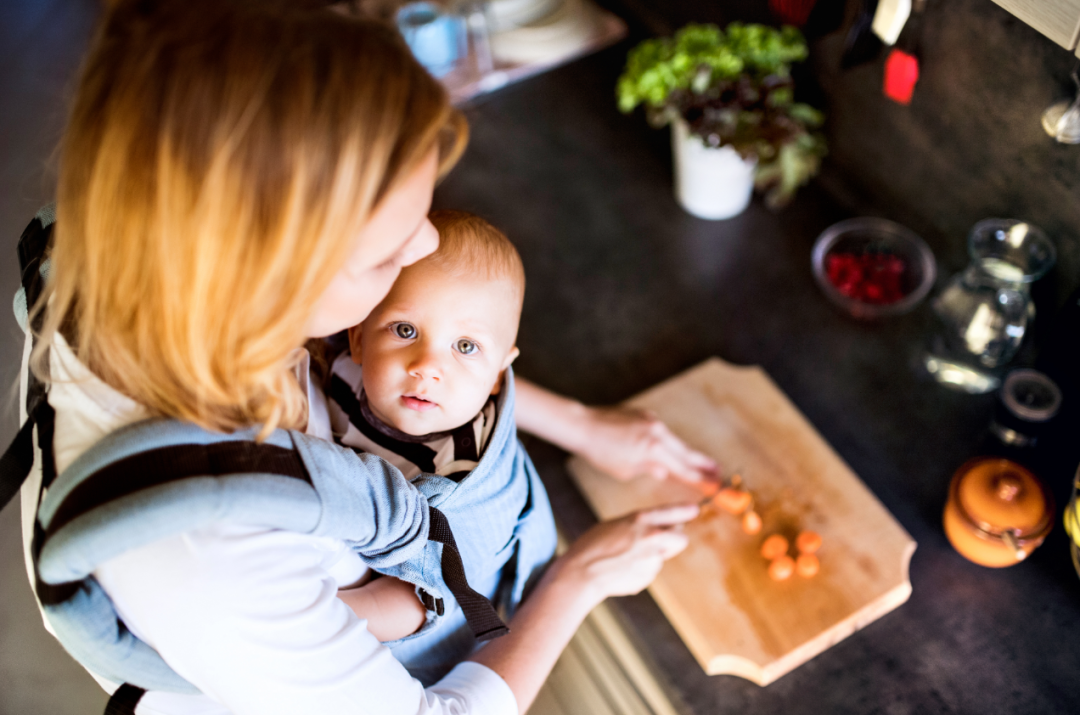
[825,250,907,305]
[769,0,818,26]
[884,48,919,105]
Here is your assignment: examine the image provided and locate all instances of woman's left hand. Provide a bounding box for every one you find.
[574,405,718,485]
[514,377,719,486]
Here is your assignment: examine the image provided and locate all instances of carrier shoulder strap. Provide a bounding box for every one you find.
[428,507,510,641]
[0,212,52,511]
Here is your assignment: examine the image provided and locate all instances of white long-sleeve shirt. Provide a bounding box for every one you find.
[18,332,518,715]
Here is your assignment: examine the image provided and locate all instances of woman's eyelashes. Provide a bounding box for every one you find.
[375,253,401,272]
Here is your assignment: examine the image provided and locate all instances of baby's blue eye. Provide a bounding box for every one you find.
[455,339,478,355]
[393,323,417,339]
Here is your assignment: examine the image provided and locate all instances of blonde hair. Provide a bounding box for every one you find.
[35,0,467,434]
[423,211,525,313]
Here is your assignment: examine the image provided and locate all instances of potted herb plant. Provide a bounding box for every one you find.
[617,23,826,219]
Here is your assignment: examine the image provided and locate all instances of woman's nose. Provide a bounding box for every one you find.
[399,219,439,268]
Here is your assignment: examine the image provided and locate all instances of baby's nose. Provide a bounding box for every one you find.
[407,348,443,380]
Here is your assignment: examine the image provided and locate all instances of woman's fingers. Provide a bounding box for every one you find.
[644,440,697,482]
[576,405,718,485]
[559,504,700,603]
[640,528,690,558]
[644,421,718,484]
[635,503,700,526]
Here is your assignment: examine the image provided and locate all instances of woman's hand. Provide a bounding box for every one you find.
[514,378,718,486]
[469,504,699,711]
[574,405,718,485]
[552,504,700,607]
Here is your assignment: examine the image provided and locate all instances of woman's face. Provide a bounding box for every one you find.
[306,150,441,338]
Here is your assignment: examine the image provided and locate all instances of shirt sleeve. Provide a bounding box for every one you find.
[93,523,518,715]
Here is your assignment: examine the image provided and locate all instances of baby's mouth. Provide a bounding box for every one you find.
[400,394,438,412]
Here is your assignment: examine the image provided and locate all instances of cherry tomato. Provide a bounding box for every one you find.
[714,487,752,515]
[741,510,762,535]
[760,534,789,560]
[796,553,820,578]
[795,530,822,554]
[768,555,795,581]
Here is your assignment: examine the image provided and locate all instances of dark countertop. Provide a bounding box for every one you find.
[432,45,1080,714]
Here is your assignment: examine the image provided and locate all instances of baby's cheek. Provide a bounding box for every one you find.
[457,375,498,416]
[362,371,402,422]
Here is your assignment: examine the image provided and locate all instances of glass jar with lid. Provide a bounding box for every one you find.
[943,457,1054,567]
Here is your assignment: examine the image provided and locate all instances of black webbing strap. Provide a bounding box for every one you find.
[0,418,35,511]
[17,215,51,289]
[428,507,509,642]
[0,216,52,515]
[29,399,83,607]
[104,683,145,715]
[418,589,445,615]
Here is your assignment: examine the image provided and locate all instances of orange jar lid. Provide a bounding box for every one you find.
[953,458,1052,541]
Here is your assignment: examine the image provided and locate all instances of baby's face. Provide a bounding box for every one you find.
[351,261,520,436]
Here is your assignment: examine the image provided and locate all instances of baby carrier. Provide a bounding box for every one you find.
[0,210,538,714]
[329,361,557,685]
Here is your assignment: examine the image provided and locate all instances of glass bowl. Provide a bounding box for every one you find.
[812,217,937,320]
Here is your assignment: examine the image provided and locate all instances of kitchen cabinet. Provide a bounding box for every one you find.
[990,0,1080,50]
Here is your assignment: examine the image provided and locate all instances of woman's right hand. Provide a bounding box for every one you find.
[553,504,699,607]
[469,503,698,711]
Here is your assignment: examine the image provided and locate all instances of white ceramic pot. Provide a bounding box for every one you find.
[671,118,757,220]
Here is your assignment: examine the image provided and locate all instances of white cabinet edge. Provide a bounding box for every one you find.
[990,0,1080,50]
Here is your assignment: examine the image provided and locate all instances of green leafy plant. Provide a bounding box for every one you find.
[617,23,827,208]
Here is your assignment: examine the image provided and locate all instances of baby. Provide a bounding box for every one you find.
[326,210,556,684]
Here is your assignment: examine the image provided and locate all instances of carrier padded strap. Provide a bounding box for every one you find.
[43,442,310,544]
[104,683,145,715]
[428,507,509,642]
[33,439,309,607]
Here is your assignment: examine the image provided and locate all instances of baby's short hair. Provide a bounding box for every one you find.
[422,210,525,308]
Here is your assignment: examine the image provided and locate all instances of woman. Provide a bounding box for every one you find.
[19,2,711,714]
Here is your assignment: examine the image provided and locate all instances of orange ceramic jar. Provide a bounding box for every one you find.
[943,458,1053,567]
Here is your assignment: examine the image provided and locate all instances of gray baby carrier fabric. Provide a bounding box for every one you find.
[35,420,434,694]
[3,209,524,713]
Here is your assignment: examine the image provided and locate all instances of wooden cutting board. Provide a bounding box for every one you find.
[567,358,916,686]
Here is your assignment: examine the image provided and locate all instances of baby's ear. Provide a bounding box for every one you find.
[501,346,520,370]
[490,347,520,395]
[347,324,364,365]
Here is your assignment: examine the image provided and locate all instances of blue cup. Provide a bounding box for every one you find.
[396,3,465,78]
